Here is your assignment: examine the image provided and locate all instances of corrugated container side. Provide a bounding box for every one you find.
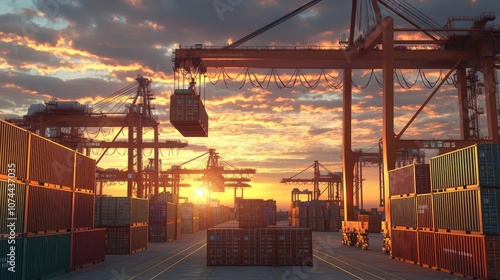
[390,228,418,263]
[24,233,71,279]
[167,202,177,223]
[417,194,433,229]
[418,231,436,267]
[170,94,209,137]
[27,186,72,232]
[149,201,167,223]
[0,121,28,180]
[0,237,24,280]
[389,165,415,196]
[258,228,276,265]
[239,199,265,228]
[75,154,96,192]
[73,192,95,229]
[105,225,148,254]
[131,198,149,224]
[167,222,176,241]
[0,181,26,235]
[435,232,489,279]
[433,189,480,233]
[480,188,500,235]
[71,228,105,269]
[29,134,75,187]
[389,196,417,228]
[207,228,241,265]
[486,235,500,280]
[181,218,200,234]
[241,229,258,265]
[275,228,294,266]
[430,144,500,190]
[131,225,148,252]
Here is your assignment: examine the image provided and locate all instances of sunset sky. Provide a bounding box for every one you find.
[1,0,499,210]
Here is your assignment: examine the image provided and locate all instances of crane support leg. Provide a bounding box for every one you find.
[343,68,356,221]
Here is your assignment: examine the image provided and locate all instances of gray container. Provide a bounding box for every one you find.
[95,197,149,226]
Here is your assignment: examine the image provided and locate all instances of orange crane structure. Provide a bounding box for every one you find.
[7,75,187,198]
[160,148,256,205]
[172,0,500,229]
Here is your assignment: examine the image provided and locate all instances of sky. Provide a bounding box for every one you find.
[1,0,499,210]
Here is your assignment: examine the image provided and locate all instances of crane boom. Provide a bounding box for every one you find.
[226,0,322,49]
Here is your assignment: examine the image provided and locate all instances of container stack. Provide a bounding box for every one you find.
[94,197,149,254]
[181,203,200,234]
[389,145,500,280]
[0,120,105,279]
[207,227,312,266]
[149,200,177,242]
[288,200,341,232]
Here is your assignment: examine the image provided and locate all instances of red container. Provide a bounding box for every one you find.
[276,228,312,266]
[389,164,431,196]
[71,228,105,269]
[435,233,500,279]
[105,224,148,254]
[239,199,265,228]
[241,229,259,265]
[29,134,75,187]
[358,214,382,233]
[73,192,95,229]
[75,154,96,192]
[258,228,277,265]
[389,196,417,228]
[390,228,418,263]
[170,91,209,137]
[27,185,72,233]
[417,231,435,267]
[416,194,433,229]
[207,228,242,265]
[0,120,29,179]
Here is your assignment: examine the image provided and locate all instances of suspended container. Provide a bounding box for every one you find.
[170,89,209,137]
[0,120,29,180]
[430,144,500,191]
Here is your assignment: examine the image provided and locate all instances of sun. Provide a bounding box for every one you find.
[196,188,205,197]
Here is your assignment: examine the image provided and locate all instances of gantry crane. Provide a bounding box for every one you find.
[172,0,500,226]
[159,148,256,204]
[280,161,342,203]
[6,75,188,198]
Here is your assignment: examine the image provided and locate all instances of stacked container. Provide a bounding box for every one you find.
[288,200,342,232]
[0,120,105,279]
[389,145,500,279]
[181,203,200,234]
[207,227,312,266]
[94,197,148,254]
[149,201,177,242]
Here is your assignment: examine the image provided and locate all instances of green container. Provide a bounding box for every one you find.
[0,238,24,280]
[0,181,26,235]
[23,233,71,279]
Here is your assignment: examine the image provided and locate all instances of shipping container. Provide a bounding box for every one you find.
[148,222,176,242]
[389,196,417,229]
[435,233,500,279]
[150,192,177,203]
[258,228,277,265]
[416,194,433,229]
[358,214,382,233]
[149,201,177,224]
[170,91,209,137]
[95,197,149,227]
[27,185,73,233]
[0,180,26,236]
[418,231,436,267]
[73,192,95,229]
[0,237,24,280]
[263,200,277,226]
[0,120,29,180]
[389,164,431,196]
[276,228,313,266]
[71,228,105,269]
[207,228,241,265]
[430,144,500,190]
[29,133,75,188]
[75,154,96,192]
[241,229,259,265]
[105,224,148,254]
[239,199,265,228]
[181,218,200,234]
[433,188,500,234]
[24,233,71,279]
[390,228,418,263]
